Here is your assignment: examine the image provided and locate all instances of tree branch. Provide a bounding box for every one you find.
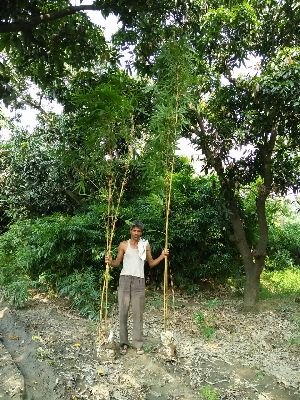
[21,95,47,115]
[0,4,103,33]
[194,114,224,176]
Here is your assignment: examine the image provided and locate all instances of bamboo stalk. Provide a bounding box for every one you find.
[99,148,113,327]
[169,264,176,327]
[163,64,180,331]
[164,157,175,331]
[99,270,108,324]
[105,261,109,321]
[100,179,112,325]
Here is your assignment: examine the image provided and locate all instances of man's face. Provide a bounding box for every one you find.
[130,227,143,241]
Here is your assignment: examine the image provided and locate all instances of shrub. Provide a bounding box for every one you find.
[58,268,101,320]
[0,209,105,280]
[260,267,300,298]
[1,279,32,307]
[268,220,300,269]
[265,249,294,271]
[0,207,108,307]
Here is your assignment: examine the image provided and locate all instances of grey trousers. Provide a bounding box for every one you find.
[118,275,145,348]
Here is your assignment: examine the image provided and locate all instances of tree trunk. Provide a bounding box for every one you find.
[243,260,261,308]
[228,199,262,308]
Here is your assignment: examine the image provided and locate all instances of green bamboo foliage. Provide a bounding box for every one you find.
[145,38,196,191]
[145,38,196,329]
[71,75,135,194]
[70,74,138,328]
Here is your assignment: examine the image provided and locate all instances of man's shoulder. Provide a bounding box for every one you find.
[119,240,128,249]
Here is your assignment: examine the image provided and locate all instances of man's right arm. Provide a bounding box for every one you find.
[105,242,125,267]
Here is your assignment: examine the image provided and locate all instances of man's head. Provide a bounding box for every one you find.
[130,220,144,231]
[130,220,144,240]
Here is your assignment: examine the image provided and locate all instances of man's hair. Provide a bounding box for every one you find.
[130,220,144,231]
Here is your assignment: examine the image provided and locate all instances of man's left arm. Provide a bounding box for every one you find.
[146,244,169,268]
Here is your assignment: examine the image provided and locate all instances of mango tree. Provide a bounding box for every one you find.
[185,1,299,306]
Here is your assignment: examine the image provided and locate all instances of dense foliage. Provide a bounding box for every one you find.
[0,164,242,309]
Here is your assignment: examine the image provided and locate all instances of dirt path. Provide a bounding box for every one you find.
[0,306,65,399]
[0,292,299,399]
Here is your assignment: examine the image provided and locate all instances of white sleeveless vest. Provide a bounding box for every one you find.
[120,240,147,278]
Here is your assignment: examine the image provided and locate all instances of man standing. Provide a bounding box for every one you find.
[105,220,169,355]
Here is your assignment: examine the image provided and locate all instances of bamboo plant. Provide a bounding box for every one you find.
[70,72,138,338]
[146,38,196,331]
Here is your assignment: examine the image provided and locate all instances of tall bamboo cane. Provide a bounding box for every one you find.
[163,67,180,332]
[164,156,175,331]
[99,153,113,326]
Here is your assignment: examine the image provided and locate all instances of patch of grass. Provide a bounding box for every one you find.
[143,343,157,353]
[204,298,221,309]
[255,369,266,380]
[146,291,180,310]
[293,317,300,330]
[260,267,300,299]
[147,292,164,309]
[35,346,53,361]
[199,384,220,400]
[288,316,300,348]
[194,311,215,339]
[185,283,199,295]
[194,311,205,325]
[288,337,300,347]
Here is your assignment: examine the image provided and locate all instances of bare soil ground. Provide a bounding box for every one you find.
[0,290,299,400]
